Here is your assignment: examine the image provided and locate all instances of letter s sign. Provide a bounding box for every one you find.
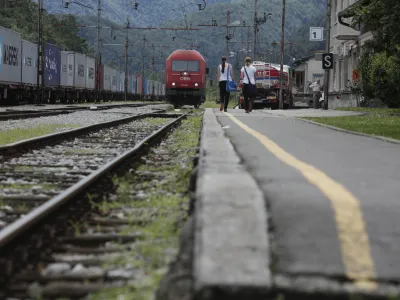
[322,53,334,70]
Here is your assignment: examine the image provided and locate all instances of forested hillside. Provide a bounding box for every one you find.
[0,0,327,81]
[0,0,90,54]
[75,0,327,80]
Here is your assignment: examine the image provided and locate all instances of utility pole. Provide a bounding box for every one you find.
[152,45,155,99]
[142,36,146,99]
[324,0,332,110]
[226,10,230,56]
[247,26,251,57]
[36,0,44,105]
[253,0,258,59]
[279,0,286,110]
[124,18,129,101]
[96,0,102,102]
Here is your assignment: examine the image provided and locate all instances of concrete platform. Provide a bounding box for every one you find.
[193,109,271,299]
[192,108,400,299]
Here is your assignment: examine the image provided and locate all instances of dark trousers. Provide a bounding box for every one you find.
[242,83,253,111]
[219,81,230,109]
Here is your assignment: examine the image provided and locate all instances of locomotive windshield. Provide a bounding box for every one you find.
[172,60,200,72]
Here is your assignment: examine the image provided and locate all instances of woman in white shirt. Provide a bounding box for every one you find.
[240,57,257,113]
[217,56,234,112]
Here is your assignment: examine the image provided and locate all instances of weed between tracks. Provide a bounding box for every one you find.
[0,124,79,145]
[88,115,201,300]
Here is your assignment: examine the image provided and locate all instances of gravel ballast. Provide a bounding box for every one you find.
[0,105,170,134]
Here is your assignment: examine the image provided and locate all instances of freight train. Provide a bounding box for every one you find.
[165,49,208,108]
[0,26,165,105]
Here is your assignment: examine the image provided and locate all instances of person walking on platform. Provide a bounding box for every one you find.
[240,57,257,113]
[217,56,234,112]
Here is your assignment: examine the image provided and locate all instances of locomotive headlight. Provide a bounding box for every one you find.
[183,72,188,75]
[172,82,176,86]
[195,83,199,87]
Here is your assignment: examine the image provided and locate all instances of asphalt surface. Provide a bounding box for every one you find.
[216,108,400,284]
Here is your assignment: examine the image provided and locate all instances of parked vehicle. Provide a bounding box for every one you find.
[0,26,165,105]
[238,61,294,110]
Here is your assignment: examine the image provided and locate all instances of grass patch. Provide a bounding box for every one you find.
[0,124,79,145]
[303,115,400,140]
[90,115,202,300]
[335,107,400,115]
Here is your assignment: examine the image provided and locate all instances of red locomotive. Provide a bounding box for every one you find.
[165,50,209,108]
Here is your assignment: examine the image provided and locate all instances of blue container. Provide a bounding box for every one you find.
[44,43,61,86]
[143,78,148,95]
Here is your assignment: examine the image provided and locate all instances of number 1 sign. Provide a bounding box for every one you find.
[310,27,324,41]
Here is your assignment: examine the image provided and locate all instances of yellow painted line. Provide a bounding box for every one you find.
[225,112,377,290]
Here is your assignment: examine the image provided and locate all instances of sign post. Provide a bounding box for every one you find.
[310,27,324,42]
[322,53,334,70]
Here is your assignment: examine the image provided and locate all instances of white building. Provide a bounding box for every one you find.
[327,0,372,107]
[293,50,325,94]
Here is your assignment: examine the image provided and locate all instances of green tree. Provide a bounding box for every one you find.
[353,0,400,55]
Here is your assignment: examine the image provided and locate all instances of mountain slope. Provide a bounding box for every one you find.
[45,0,236,27]
[66,0,327,80]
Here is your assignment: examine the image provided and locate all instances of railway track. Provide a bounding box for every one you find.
[0,102,165,121]
[0,110,189,299]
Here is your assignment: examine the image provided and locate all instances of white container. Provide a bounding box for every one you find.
[103,65,112,91]
[73,52,86,89]
[66,52,75,87]
[21,40,37,85]
[86,56,95,90]
[60,51,70,87]
[119,71,125,93]
[0,26,22,84]
[110,68,117,92]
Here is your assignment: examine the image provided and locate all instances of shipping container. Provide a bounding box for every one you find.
[86,56,95,90]
[60,51,67,86]
[21,40,37,85]
[129,74,136,95]
[44,43,61,86]
[136,75,142,95]
[156,82,160,96]
[110,68,117,92]
[103,65,113,91]
[70,52,86,89]
[147,79,153,95]
[0,26,22,84]
[143,78,148,96]
[120,71,125,93]
[67,52,75,87]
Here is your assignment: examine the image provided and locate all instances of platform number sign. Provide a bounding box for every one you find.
[322,53,334,70]
[310,27,324,41]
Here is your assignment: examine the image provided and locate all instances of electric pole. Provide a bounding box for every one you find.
[323,0,332,110]
[247,26,251,57]
[226,10,230,56]
[142,36,146,99]
[36,0,45,105]
[124,18,129,101]
[253,0,258,59]
[279,0,286,110]
[96,0,102,102]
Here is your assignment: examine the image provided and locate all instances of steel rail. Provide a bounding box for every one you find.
[0,103,166,120]
[0,109,167,156]
[0,111,189,249]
